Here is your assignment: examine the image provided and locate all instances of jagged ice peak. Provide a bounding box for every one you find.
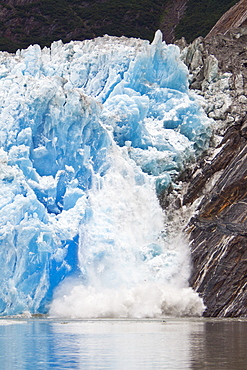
[0,31,211,318]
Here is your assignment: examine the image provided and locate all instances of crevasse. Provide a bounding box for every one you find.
[0,30,210,317]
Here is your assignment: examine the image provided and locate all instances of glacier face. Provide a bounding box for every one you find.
[0,30,211,317]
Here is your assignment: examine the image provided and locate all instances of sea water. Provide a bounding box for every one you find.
[0,318,246,369]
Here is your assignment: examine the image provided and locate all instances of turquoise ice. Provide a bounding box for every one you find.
[0,31,210,317]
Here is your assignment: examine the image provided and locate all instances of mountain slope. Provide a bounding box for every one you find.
[174,0,239,42]
[0,0,240,52]
[0,0,168,52]
[206,0,247,37]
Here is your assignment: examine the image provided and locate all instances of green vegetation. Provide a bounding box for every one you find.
[175,0,239,43]
[0,0,241,52]
[0,0,169,52]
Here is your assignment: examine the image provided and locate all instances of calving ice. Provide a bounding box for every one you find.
[0,30,210,318]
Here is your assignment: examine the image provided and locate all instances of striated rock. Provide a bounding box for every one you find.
[184,117,247,316]
[183,124,244,206]
[188,140,247,316]
[174,15,247,316]
[189,227,247,316]
[206,0,247,38]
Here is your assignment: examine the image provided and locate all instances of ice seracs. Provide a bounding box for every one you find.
[0,31,210,317]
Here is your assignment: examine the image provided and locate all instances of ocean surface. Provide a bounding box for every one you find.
[0,318,246,369]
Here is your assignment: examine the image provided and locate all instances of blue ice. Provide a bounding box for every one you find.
[0,30,210,316]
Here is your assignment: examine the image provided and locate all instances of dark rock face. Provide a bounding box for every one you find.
[187,124,247,316]
[177,26,247,317]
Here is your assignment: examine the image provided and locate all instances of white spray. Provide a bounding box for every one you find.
[49,143,205,318]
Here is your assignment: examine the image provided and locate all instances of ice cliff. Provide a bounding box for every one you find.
[0,30,211,317]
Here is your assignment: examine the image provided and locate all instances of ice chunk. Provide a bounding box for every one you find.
[0,31,210,316]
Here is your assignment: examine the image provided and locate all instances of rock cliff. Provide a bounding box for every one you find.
[206,0,247,38]
[173,13,247,316]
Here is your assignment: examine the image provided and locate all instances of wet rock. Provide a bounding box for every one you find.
[183,124,244,205]
[176,24,247,317]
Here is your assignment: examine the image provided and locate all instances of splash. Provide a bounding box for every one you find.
[0,31,210,317]
[49,144,205,318]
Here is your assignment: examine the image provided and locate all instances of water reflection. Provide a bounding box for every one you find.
[190,320,247,369]
[0,318,246,369]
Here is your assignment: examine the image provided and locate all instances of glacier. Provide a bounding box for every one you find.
[0,30,211,318]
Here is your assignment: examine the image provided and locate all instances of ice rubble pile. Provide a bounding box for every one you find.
[0,31,210,316]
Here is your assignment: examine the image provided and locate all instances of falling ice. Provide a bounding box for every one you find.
[0,31,210,317]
